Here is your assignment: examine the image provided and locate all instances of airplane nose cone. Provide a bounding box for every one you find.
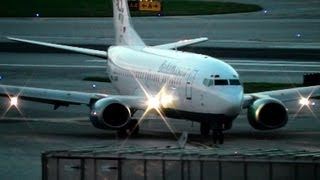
[217,89,243,116]
[225,95,242,115]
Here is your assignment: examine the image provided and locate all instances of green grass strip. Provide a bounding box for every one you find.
[156,1,262,16]
[0,0,262,17]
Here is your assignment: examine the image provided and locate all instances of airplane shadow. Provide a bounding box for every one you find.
[0,118,309,146]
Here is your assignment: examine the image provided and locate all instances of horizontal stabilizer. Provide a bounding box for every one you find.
[154,37,208,49]
[7,37,108,58]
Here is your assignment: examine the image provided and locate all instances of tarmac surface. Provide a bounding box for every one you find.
[0,52,319,179]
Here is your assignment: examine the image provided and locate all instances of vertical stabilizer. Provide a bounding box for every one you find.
[113,0,145,46]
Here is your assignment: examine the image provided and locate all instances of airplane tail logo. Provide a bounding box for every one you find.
[113,0,145,46]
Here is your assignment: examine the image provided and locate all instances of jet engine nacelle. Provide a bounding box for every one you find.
[89,98,131,130]
[247,98,288,130]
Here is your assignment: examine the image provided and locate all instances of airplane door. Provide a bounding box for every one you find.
[185,70,197,100]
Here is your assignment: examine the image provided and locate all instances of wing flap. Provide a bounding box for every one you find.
[7,37,108,58]
[154,37,208,49]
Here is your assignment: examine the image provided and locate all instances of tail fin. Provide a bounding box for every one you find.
[113,0,145,46]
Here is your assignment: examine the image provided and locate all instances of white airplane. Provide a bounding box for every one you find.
[1,0,320,144]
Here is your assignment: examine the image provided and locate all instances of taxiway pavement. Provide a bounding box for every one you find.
[0,52,319,179]
[1,0,320,49]
[0,52,319,84]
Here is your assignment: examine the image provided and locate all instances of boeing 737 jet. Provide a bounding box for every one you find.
[1,0,320,143]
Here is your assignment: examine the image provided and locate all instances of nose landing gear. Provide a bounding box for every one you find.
[212,122,225,144]
[212,130,224,144]
[200,121,227,145]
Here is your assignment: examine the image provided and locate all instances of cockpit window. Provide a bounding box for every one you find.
[204,78,241,87]
[215,79,228,85]
[203,78,214,87]
[229,79,241,85]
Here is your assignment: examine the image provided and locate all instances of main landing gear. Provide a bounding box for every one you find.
[117,119,140,137]
[212,130,224,144]
[200,122,225,144]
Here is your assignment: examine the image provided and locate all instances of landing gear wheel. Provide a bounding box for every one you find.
[217,131,224,144]
[129,119,140,136]
[212,130,224,144]
[200,122,210,136]
[212,131,218,144]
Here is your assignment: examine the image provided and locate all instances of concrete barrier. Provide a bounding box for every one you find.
[42,146,320,180]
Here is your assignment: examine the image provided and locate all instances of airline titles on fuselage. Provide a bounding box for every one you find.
[111,62,185,86]
[158,61,189,77]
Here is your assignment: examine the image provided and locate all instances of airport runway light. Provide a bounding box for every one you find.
[263,10,268,14]
[10,97,18,107]
[296,33,301,38]
[35,13,40,17]
[92,84,96,88]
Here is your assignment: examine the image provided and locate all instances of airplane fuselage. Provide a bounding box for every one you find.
[108,46,244,124]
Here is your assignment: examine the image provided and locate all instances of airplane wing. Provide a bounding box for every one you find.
[154,37,208,49]
[6,37,108,59]
[0,85,147,110]
[243,85,320,109]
